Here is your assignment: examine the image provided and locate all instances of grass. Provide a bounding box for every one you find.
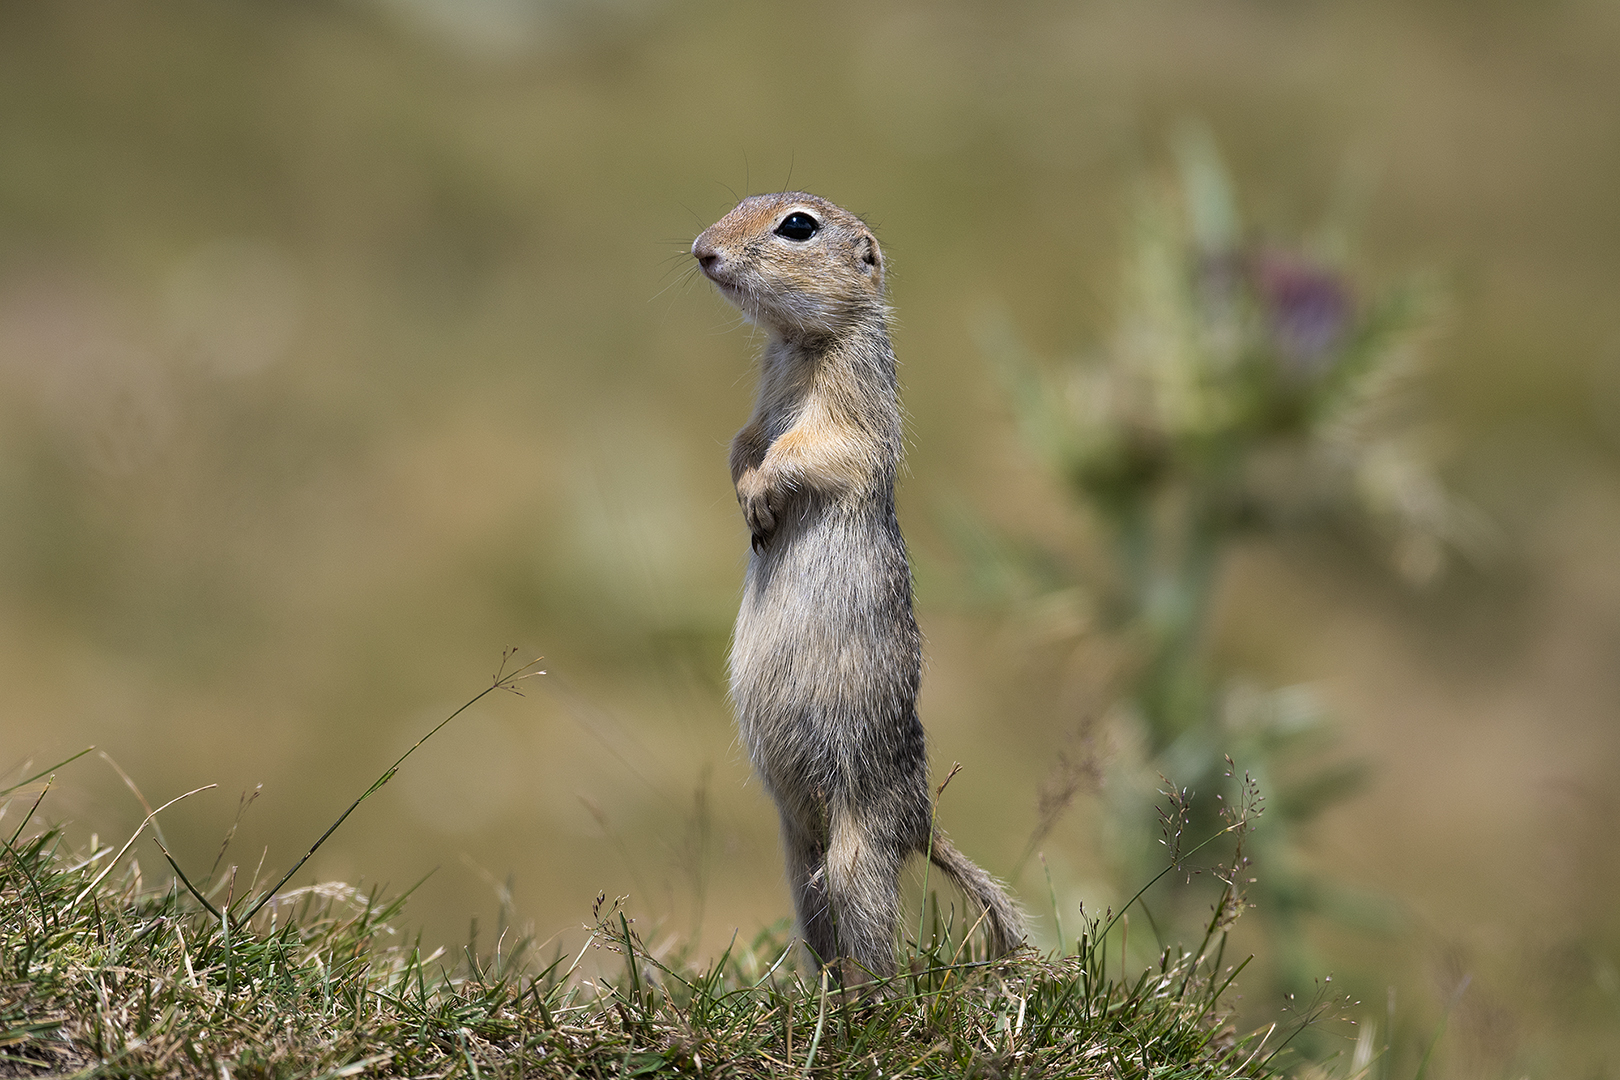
[0,662,1316,1079]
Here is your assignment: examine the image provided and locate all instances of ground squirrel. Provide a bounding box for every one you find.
[692,192,1024,979]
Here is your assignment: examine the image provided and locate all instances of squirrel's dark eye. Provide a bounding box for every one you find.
[774,212,820,241]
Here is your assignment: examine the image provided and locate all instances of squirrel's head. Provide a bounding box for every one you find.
[692,192,886,338]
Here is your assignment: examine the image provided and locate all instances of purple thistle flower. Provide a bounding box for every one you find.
[1252,250,1352,373]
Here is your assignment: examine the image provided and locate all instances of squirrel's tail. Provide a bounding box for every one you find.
[926,831,1026,958]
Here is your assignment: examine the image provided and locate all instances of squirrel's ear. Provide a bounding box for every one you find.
[857,233,883,277]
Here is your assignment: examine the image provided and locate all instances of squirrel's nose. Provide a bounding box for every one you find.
[692,239,720,273]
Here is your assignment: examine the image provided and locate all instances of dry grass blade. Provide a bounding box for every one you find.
[0,747,96,801]
[69,784,217,912]
[240,651,544,922]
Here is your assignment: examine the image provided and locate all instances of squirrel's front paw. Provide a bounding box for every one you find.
[735,469,779,546]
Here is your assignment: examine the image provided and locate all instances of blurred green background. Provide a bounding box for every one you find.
[3,1,1619,1075]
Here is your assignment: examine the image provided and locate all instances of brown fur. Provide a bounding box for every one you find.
[693,192,1024,979]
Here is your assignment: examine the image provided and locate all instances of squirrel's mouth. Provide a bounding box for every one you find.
[705,274,748,303]
[698,261,731,285]
[694,255,757,316]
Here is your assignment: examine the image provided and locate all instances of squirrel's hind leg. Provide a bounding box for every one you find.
[780,813,837,970]
[823,806,905,981]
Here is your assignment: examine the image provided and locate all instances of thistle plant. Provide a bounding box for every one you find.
[982,125,1487,998]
